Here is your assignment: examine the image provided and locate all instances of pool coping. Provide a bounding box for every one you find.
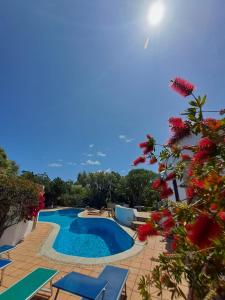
[38,208,146,265]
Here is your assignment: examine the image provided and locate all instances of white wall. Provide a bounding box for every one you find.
[166,134,200,201]
[0,220,33,246]
[115,205,137,227]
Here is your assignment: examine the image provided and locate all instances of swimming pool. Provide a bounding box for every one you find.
[38,209,134,258]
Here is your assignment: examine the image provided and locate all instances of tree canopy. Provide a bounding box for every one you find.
[0,147,19,176]
[20,169,159,209]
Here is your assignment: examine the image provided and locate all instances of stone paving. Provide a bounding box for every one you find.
[0,223,188,299]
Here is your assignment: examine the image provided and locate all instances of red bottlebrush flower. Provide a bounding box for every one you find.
[139,142,148,148]
[151,178,167,190]
[210,203,218,211]
[158,163,166,172]
[146,134,152,139]
[137,223,157,241]
[181,154,191,161]
[186,187,195,200]
[143,147,153,155]
[218,211,225,222]
[188,168,193,177]
[203,118,222,130]
[170,77,195,97]
[151,179,173,199]
[191,178,205,189]
[150,156,157,164]
[186,214,222,249]
[133,156,146,166]
[198,137,214,151]
[137,233,147,242]
[192,150,209,163]
[162,216,175,232]
[185,223,192,231]
[171,239,177,251]
[182,145,193,150]
[167,118,191,146]
[151,211,162,222]
[166,172,176,181]
[160,187,173,199]
[162,209,171,217]
[139,136,155,154]
[169,117,187,129]
[171,235,179,251]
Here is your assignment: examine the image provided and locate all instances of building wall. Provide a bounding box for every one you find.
[167,134,200,201]
[0,220,33,246]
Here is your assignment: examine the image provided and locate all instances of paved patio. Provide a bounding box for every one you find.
[0,223,188,299]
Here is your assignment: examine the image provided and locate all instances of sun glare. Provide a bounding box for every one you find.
[148,2,165,26]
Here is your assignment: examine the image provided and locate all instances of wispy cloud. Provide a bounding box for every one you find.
[67,162,77,166]
[118,134,134,143]
[125,138,133,143]
[57,159,63,162]
[86,160,101,165]
[97,151,106,157]
[89,144,94,148]
[48,163,63,167]
[82,153,94,157]
[105,168,111,173]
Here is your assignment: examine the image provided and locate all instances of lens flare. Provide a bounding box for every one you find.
[148,2,165,26]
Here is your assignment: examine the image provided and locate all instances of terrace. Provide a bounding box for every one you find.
[0,221,188,299]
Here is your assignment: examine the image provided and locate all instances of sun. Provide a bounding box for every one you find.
[148,2,165,26]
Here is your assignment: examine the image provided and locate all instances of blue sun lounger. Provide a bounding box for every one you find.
[86,266,129,300]
[53,265,129,300]
[0,245,16,259]
[0,259,12,286]
[53,271,108,300]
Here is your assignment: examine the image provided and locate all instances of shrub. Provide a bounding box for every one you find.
[0,176,39,238]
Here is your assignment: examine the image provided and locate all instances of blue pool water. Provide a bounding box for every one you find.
[38,209,134,258]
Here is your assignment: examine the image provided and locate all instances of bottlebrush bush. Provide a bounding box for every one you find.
[134,78,225,300]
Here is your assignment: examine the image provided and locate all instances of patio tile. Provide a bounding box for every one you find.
[0,222,189,299]
[130,291,143,299]
[127,273,138,290]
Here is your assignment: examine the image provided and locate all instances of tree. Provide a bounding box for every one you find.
[49,177,67,206]
[0,147,18,176]
[125,169,159,207]
[76,171,125,208]
[61,184,90,207]
[20,171,52,206]
[77,172,88,186]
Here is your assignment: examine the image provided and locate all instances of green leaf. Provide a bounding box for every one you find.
[188,114,196,121]
[196,96,202,106]
[200,95,206,106]
[189,100,198,107]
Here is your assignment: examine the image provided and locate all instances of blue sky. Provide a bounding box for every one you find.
[1,0,225,180]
